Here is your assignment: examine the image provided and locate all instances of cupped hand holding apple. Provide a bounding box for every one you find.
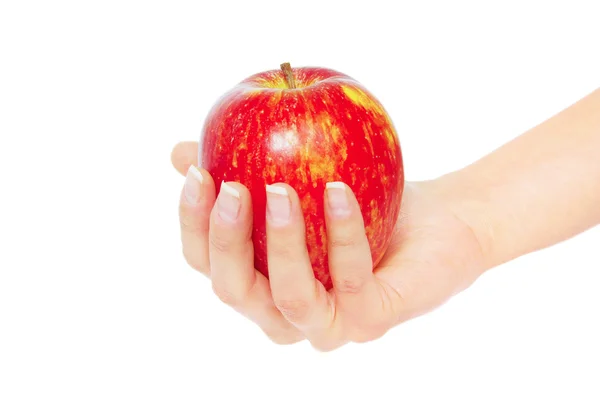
[172,64,600,350]
[171,64,488,350]
[172,142,486,350]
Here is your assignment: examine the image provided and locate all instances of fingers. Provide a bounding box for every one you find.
[179,167,392,347]
[209,181,303,344]
[171,141,199,176]
[226,271,305,345]
[175,147,303,344]
[265,184,344,351]
[209,182,256,299]
[325,182,374,293]
[324,182,394,342]
[179,166,216,275]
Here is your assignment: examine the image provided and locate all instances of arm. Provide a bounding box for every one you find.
[436,88,600,269]
[171,87,600,350]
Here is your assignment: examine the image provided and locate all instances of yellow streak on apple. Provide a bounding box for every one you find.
[342,85,385,114]
[342,84,399,151]
[363,121,375,157]
[365,198,383,256]
[378,162,389,186]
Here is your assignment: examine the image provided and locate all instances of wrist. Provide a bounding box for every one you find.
[420,89,600,273]
[420,169,499,271]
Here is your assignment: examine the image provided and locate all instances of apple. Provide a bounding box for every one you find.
[199,63,404,290]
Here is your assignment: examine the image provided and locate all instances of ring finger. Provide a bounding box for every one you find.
[265,183,345,351]
[208,180,303,343]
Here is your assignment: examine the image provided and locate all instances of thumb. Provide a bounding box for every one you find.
[171,141,199,176]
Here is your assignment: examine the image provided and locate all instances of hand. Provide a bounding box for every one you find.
[171,141,488,351]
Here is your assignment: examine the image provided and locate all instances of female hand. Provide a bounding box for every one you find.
[171,141,487,351]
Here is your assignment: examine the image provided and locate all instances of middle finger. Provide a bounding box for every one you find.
[265,183,344,351]
[209,181,302,343]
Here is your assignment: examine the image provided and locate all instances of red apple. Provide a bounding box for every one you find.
[199,63,404,290]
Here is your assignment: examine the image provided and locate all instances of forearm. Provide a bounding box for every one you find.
[437,88,600,269]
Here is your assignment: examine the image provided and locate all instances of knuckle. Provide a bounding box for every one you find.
[181,248,207,273]
[310,339,344,352]
[268,243,296,260]
[266,235,301,259]
[209,231,234,253]
[352,328,388,344]
[181,247,195,266]
[179,209,207,235]
[351,322,390,343]
[212,284,246,307]
[274,298,312,322]
[264,330,303,345]
[328,235,358,250]
[333,275,367,294]
[180,215,201,234]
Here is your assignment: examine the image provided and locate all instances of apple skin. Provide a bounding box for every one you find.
[199,65,404,290]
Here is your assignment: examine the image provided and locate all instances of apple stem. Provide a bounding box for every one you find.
[280,62,297,89]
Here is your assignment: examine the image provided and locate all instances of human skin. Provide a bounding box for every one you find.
[171,87,600,351]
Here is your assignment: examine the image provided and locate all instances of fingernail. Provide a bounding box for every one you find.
[217,181,241,223]
[266,185,291,226]
[184,165,204,204]
[326,182,351,218]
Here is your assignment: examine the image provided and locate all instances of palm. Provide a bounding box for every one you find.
[372,181,486,322]
[172,141,487,348]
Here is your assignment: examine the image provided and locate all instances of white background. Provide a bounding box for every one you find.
[1,1,599,400]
